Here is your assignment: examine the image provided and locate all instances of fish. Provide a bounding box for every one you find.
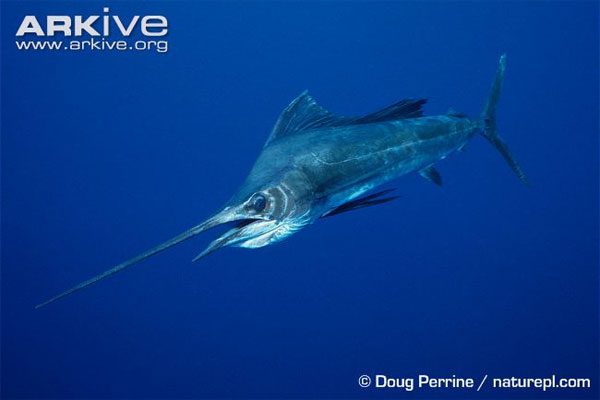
[36,54,526,309]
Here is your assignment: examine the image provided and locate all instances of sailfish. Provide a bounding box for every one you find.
[36,54,526,308]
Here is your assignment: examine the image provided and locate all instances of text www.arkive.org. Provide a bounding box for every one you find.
[14,7,169,53]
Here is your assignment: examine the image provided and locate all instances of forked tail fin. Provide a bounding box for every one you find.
[481,54,528,185]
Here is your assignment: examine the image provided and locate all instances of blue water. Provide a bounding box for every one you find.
[2,2,598,399]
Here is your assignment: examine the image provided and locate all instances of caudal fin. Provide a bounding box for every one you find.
[480,54,528,185]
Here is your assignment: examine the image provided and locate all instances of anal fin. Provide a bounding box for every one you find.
[446,108,467,118]
[419,166,442,186]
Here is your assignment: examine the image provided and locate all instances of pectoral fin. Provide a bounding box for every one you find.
[322,189,399,218]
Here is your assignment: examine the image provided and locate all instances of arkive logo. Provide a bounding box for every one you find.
[15,7,169,53]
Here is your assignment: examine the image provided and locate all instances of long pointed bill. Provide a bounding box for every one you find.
[35,207,245,309]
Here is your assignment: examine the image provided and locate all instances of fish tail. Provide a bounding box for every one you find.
[480,54,528,185]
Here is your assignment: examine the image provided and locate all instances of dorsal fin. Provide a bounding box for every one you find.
[265,91,350,146]
[265,92,427,146]
[354,98,427,124]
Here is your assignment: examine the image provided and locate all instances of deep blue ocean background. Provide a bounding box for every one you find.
[2,2,598,399]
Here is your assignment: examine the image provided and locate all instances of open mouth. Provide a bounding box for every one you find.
[234,218,263,229]
[190,210,279,262]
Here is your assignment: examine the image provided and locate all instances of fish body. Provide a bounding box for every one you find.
[259,115,481,215]
[36,54,526,308]
[230,111,489,248]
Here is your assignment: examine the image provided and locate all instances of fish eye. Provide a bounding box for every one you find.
[251,193,267,212]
